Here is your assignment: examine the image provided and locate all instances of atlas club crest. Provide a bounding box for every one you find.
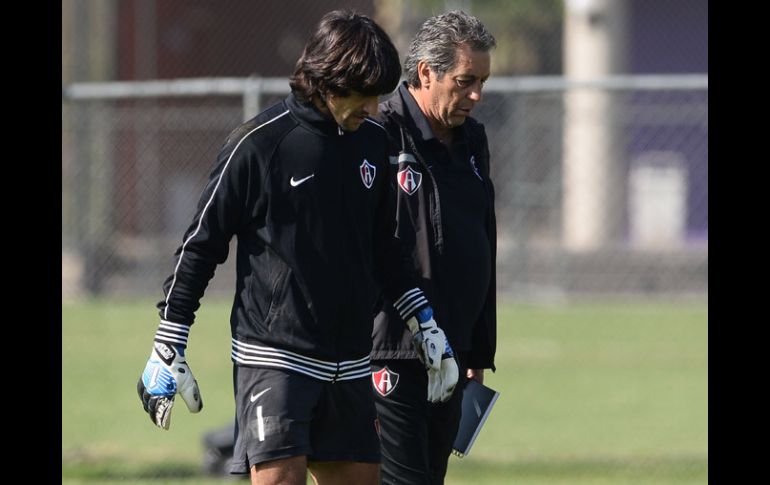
[360,159,376,189]
[372,367,400,397]
[397,166,422,195]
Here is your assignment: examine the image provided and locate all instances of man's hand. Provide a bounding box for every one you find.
[427,341,459,402]
[406,307,447,370]
[137,342,203,430]
[406,307,459,402]
[466,368,484,384]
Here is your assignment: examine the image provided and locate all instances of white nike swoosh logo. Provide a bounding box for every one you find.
[250,387,272,403]
[290,174,315,187]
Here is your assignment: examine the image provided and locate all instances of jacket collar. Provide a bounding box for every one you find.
[285,92,346,137]
[399,83,436,142]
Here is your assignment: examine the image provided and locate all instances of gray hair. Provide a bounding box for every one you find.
[404,10,496,88]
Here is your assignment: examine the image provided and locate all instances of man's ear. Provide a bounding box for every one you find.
[417,60,432,89]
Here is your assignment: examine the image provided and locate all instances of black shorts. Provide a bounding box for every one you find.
[371,359,467,485]
[229,365,381,474]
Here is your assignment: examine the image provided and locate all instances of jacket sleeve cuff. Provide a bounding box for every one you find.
[153,320,190,348]
[466,355,496,372]
[393,287,429,322]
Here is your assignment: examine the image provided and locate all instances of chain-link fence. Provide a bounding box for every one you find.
[62,5,707,482]
[62,75,707,301]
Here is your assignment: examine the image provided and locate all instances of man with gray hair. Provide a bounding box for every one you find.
[370,10,498,485]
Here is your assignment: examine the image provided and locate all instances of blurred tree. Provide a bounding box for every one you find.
[375,0,563,75]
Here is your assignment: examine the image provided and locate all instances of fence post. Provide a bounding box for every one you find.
[243,77,263,121]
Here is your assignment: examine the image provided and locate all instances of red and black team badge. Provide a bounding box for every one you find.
[397,166,422,195]
[372,367,400,397]
[360,159,376,189]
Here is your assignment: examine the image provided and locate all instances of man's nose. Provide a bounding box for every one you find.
[468,82,483,102]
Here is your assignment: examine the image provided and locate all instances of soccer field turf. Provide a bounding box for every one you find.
[62,299,707,484]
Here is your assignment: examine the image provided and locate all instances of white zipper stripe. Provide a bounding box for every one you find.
[231,350,370,376]
[232,353,334,380]
[232,351,333,378]
[232,339,369,371]
[231,341,371,382]
[234,347,337,372]
[337,367,374,379]
[336,370,374,381]
[163,110,291,321]
[337,356,372,367]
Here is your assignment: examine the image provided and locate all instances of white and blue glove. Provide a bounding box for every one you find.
[137,342,202,430]
[406,307,459,403]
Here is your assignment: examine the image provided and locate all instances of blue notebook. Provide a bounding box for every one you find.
[452,379,500,458]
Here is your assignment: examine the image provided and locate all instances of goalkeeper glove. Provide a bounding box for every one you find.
[137,342,202,430]
[406,307,460,402]
[427,350,459,402]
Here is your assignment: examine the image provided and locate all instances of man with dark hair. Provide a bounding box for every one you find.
[135,10,457,485]
[371,10,498,485]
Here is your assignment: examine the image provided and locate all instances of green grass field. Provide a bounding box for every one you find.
[62,299,707,484]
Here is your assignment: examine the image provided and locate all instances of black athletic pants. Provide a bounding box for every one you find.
[371,358,467,485]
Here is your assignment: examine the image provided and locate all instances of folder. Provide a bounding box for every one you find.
[451,379,500,458]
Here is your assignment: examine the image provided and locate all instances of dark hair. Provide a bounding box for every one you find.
[290,10,401,102]
[404,10,496,88]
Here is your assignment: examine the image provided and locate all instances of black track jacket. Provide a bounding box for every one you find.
[152,93,429,382]
[371,83,497,371]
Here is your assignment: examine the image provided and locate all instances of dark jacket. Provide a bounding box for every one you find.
[371,83,497,370]
[154,93,429,382]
